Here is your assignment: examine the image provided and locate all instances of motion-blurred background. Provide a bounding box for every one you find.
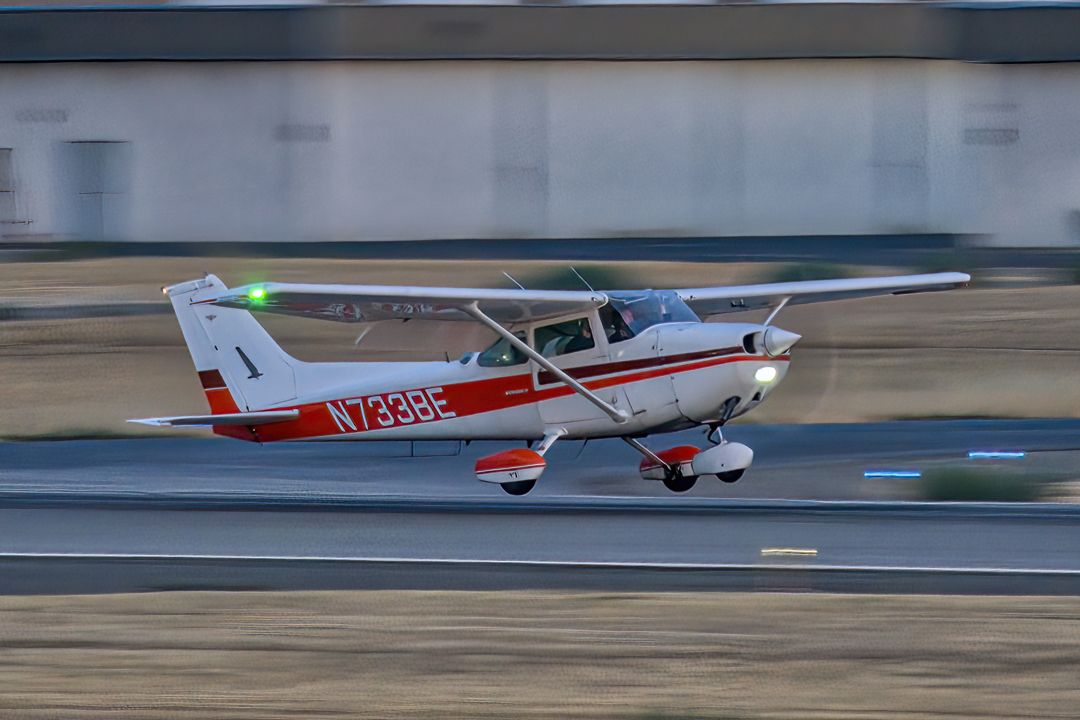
[4,2,1080,437]
[7,4,1080,720]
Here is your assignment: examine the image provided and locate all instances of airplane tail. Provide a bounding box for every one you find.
[165,275,299,413]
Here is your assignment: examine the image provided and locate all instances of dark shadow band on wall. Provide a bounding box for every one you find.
[3,3,1080,63]
[3,234,967,267]
[15,235,1080,273]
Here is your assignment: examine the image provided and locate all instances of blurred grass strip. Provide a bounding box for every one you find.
[766,261,852,283]
[919,467,1046,502]
[2,590,1079,719]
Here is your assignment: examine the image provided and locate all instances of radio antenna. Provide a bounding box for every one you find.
[569,266,594,291]
[503,271,526,290]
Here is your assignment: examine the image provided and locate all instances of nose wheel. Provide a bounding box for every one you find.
[716,469,745,484]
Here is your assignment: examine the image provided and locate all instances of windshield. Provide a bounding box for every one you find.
[604,290,699,337]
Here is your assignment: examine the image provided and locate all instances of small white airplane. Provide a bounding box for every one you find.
[133,271,969,495]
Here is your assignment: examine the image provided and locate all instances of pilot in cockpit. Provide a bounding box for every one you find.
[600,303,635,343]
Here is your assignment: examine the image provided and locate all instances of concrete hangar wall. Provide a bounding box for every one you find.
[3,6,1080,246]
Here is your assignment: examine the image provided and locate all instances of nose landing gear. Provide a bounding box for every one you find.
[703,418,751,484]
[716,469,745,484]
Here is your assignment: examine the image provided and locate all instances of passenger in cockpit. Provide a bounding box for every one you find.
[565,321,595,354]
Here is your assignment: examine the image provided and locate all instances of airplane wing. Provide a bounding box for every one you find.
[676,272,971,317]
[207,283,607,324]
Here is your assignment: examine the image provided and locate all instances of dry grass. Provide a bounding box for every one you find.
[1,590,1079,719]
[3,256,1080,436]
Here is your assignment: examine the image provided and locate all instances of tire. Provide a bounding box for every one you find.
[716,469,745,484]
[662,472,698,493]
[501,479,536,496]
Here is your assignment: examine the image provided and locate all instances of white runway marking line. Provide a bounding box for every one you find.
[760,547,818,557]
[1,552,1079,575]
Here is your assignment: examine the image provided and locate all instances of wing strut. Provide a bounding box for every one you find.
[623,437,668,469]
[464,303,630,425]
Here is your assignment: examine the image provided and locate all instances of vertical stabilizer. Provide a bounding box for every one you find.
[165,275,298,412]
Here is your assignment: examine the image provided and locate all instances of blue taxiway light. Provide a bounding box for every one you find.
[968,451,1026,460]
[863,470,922,479]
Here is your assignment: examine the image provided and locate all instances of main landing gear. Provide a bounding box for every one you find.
[474,430,566,496]
[626,433,754,495]
[500,480,537,496]
[476,429,753,497]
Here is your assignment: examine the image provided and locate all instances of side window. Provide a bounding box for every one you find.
[599,304,635,344]
[477,331,528,367]
[534,317,595,358]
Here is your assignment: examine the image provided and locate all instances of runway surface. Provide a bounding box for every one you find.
[3,418,1078,500]
[4,501,1080,594]
[2,419,1079,594]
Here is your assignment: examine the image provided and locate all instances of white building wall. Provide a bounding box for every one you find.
[0,59,1075,245]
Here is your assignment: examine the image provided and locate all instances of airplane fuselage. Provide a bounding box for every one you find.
[210,320,791,443]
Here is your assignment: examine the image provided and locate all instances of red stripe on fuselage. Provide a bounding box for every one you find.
[239,353,788,442]
[536,346,742,385]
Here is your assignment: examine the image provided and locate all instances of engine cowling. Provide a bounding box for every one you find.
[691,442,754,477]
[639,445,699,481]
[475,448,546,484]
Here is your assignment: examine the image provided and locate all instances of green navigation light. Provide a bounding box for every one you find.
[249,287,267,302]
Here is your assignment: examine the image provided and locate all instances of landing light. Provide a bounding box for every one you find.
[754,366,778,384]
[249,287,267,302]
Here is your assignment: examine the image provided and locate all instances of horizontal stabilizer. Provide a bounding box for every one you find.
[128,410,299,427]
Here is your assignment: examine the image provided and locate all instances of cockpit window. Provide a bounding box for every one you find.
[605,290,699,336]
[477,331,528,367]
[534,317,595,357]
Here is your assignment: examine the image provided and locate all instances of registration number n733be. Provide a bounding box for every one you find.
[324,387,456,433]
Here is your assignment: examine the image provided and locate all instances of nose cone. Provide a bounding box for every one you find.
[763,327,801,357]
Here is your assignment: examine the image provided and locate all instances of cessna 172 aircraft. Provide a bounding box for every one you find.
[133,271,969,495]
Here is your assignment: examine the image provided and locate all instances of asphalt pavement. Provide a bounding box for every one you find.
[2,419,1077,501]
[3,419,1079,595]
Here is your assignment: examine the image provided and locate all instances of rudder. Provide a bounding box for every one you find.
[165,275,298,413]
